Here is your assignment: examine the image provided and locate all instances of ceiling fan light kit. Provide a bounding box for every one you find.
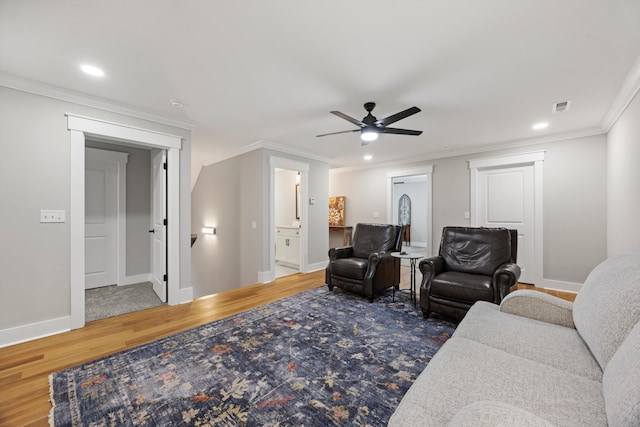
[317,102,423,143]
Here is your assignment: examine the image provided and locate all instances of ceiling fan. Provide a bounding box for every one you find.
[316,102,422,145]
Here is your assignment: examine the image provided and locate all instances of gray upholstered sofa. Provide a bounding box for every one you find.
[389,253,640,426]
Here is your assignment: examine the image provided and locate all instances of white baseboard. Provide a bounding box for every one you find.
[536,278,582,293]
[121,273,152,286]
[180,286,194,304]
[0,316,71,348]
[306,261,328,273]
[258,270,275,284]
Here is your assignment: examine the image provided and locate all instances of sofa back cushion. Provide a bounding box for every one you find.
[439,227,512,276]
[603,320,640,426]
[573,253,640,370]
[352,223,401,259]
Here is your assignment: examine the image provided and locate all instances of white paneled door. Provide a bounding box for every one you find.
[85,149,127,289]
[151,149,167,302]
[475,165,535,283]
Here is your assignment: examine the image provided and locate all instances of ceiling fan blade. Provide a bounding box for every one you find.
[375,106,421,127]
[331,111,366,127]
[316,129,360,137]
[379,127,423,136]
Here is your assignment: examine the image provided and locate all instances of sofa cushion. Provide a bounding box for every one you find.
[603,321,640,426]
[440,227,511,276]
[388,337,607,427]
[447,401,556,427]
[573,253,640,370]
[431,272,493,302]
[330,258,368,280]
[454,302,603,381]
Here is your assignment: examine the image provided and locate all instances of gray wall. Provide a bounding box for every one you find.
[0,86,191,333]
[85,141,151,277]
[191,148,329,298]
[330,134,608,286]
[607,90,640,256]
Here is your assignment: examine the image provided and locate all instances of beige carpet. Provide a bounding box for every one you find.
[85,282,164,322]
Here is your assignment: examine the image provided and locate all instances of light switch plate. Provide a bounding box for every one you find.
[41,210,66,223]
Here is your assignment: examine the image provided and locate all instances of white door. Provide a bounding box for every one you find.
[85,157,118,289]
[475,165,535,283]
[151,150,167,302]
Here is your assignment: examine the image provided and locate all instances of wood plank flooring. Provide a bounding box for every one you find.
[0,267,576,426]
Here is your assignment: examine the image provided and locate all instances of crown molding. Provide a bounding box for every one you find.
[329,127,605,174]
[601,55,640,132]
[0,71,198,131]
[202,139,330,167]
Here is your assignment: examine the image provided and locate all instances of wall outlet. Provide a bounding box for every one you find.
[373,212,380,218]
[251,221,257,229]
[464,211,470,219]
[41,210,66,223]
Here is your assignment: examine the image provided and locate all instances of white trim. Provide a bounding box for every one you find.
[85,148,129,287]
[68,115,184,330]
[386,166,434,257]
[0,316,70,349]
[601,56,640,132]
[537,278,582,294]
[179,287,194,304]
[306,260,329,272]
[258,270,276,284]
[67,114,182,149]
[469,151,545,287]
[123,273,153,286]
[70,130,85,329]
[0,71,198,130]
[268,156,310,281]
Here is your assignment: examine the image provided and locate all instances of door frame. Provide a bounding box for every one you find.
[265,156,309,283]
[68,114,182,329]
[85,147,128,288]
[469,151,544,286]
[386,166,434,256]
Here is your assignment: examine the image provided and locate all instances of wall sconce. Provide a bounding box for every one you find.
[202,227,216,235]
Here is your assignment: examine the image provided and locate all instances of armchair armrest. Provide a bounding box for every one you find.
[419,256,444,282]
[500,290,575,328]
[328,246,353,261]
[492,262,521,301]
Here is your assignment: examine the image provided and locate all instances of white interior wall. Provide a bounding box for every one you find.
[0,86,192,346]
[607,90,640,255]
[330,134,608,289]
[392,178,428,246]
[275,169,298,227]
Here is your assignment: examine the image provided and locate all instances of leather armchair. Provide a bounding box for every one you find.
[420,226,521,320]
[326,223,403,302]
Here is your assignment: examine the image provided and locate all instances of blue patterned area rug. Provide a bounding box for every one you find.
[49,286,456,426]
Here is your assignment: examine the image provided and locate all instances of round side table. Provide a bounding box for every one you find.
[391,252,423,306]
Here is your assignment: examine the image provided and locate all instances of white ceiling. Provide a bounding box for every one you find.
[2,0,639,177]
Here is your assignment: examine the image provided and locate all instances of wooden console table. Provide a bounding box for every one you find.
[329,226,353,247]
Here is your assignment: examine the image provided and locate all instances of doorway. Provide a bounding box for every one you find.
[68,114,182,329]
[267,156,309,283]
[274,168,301,278]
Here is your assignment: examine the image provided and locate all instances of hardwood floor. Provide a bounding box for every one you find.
[0,267,576,426]
[0,271,324,427]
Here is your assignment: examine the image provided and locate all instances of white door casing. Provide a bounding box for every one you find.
[68,114,182,330]
[470,152,544,285]
[84,148,128,289]
[151,149,167,302]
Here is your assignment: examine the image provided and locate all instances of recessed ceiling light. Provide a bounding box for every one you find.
[170,99,184,108]
[532,122,548,130]
[80,64,105,77]
[364,155,372,161]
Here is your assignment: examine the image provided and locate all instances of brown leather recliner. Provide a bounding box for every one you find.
[420,226,521,320]
[326,223,403,302]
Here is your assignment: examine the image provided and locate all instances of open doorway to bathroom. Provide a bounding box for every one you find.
[274,168,301,278]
